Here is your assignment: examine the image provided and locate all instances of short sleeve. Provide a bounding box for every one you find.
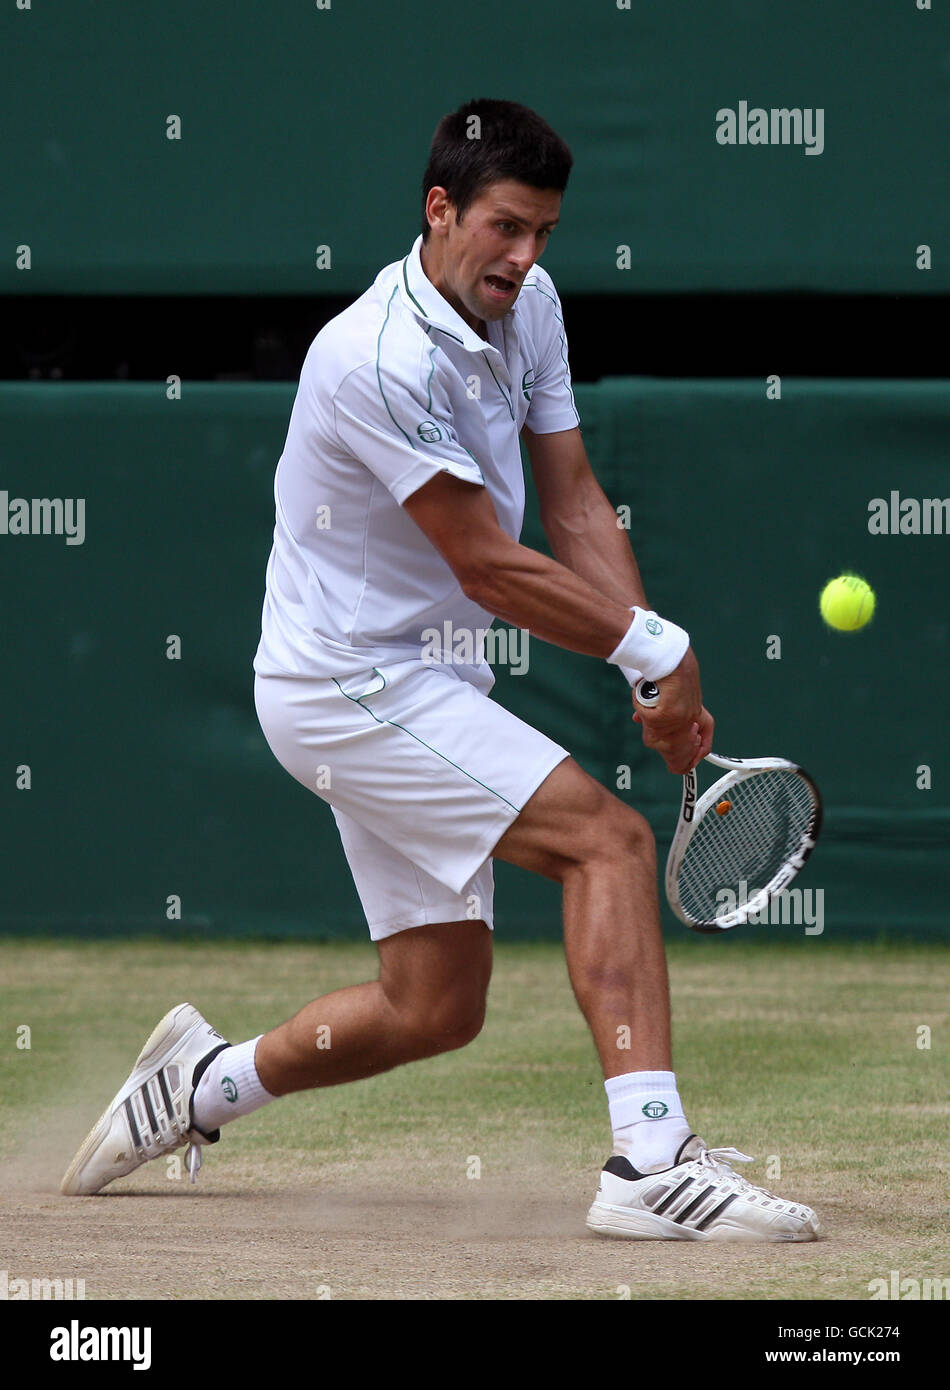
[332,358,485,506]
[522,275,580,434]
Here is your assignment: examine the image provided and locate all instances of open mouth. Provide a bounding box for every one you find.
[484,274,517,299]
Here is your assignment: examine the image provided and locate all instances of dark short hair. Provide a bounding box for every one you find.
[421,99,573,240]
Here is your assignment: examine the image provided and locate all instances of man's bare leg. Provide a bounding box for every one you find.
[493,756,671,1078]
[212,759,665,1138]
[192,756,672,1161]
[58,922,490,1196]
[253,757,660,1096]
[487,754,693,1184]
[254,919,492,1094]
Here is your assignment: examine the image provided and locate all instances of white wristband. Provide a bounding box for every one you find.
[617,664,644,690]
[607,608,689,682]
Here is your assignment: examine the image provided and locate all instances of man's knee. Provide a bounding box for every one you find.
[428,995,487,1053]
[399,989,487,1058]
[607,800,656,858]
[572,791,656,872]
[379,920,491,1058]
[494,757,655,881]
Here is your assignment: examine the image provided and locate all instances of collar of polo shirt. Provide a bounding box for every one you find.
[398,235,507,355]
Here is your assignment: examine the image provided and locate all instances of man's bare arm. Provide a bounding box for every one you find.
[521,425,714,770]
[522,424,649,610]
[401,468,711,772]
[402,470,634,657]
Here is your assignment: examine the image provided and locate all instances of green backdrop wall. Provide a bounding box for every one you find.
[1,380,946,941]
[3,1,948,294]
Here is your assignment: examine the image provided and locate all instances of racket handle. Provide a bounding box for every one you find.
[635,678,660,707]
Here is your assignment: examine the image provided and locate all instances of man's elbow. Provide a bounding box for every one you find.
[456,549,517,611]
[457,561,499,609]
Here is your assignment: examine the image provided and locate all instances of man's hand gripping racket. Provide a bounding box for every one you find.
[634,676,823,933]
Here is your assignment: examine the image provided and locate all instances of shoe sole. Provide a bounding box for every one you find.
[586,1201,821,1242]
[60,1003,205,1196]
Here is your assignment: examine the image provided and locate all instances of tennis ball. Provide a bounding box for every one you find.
[819,573,875,631]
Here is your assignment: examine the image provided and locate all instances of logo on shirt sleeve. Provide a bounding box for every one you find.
[417,420,444,443]
[521,369,535,401]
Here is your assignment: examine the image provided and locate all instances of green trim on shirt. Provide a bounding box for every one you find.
[521,280,579,423]
[376,286,416,449]
[481,353,515,421]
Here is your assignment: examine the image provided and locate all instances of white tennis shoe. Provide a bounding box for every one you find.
[61,1003,230,1195]
[586,1135,821,1241]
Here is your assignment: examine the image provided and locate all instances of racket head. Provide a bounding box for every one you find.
[666,758,823,933]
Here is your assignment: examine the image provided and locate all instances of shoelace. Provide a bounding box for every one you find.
[698,1146,755,1184]
[697,1147,784,1202]
[185,1142,203,1184]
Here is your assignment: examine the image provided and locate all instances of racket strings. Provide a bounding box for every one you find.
[677,771,815,924]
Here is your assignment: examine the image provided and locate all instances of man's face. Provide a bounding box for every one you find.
[425,179,562,331]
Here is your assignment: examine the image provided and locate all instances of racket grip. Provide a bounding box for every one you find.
[635,678,660,707]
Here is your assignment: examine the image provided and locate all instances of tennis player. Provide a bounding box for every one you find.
[62,100,820,1242]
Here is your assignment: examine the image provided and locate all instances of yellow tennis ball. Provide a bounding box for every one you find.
[819,573,876,631]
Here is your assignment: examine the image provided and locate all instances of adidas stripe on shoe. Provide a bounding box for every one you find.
[61,1003,230,1196]
[586,1135,821,1242]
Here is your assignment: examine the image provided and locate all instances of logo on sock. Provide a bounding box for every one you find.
[221,1076,238,1103]
[641,1100,668,1119]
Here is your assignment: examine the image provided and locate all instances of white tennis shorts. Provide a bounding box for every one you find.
[253,657,570,940]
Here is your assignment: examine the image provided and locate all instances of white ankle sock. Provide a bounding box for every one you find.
[192,1036,276,1133]
[605,1070,692,1174]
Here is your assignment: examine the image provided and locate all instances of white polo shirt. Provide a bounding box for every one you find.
[253,233,580,684]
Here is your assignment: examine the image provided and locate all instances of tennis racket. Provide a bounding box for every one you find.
[635,678,823,933]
